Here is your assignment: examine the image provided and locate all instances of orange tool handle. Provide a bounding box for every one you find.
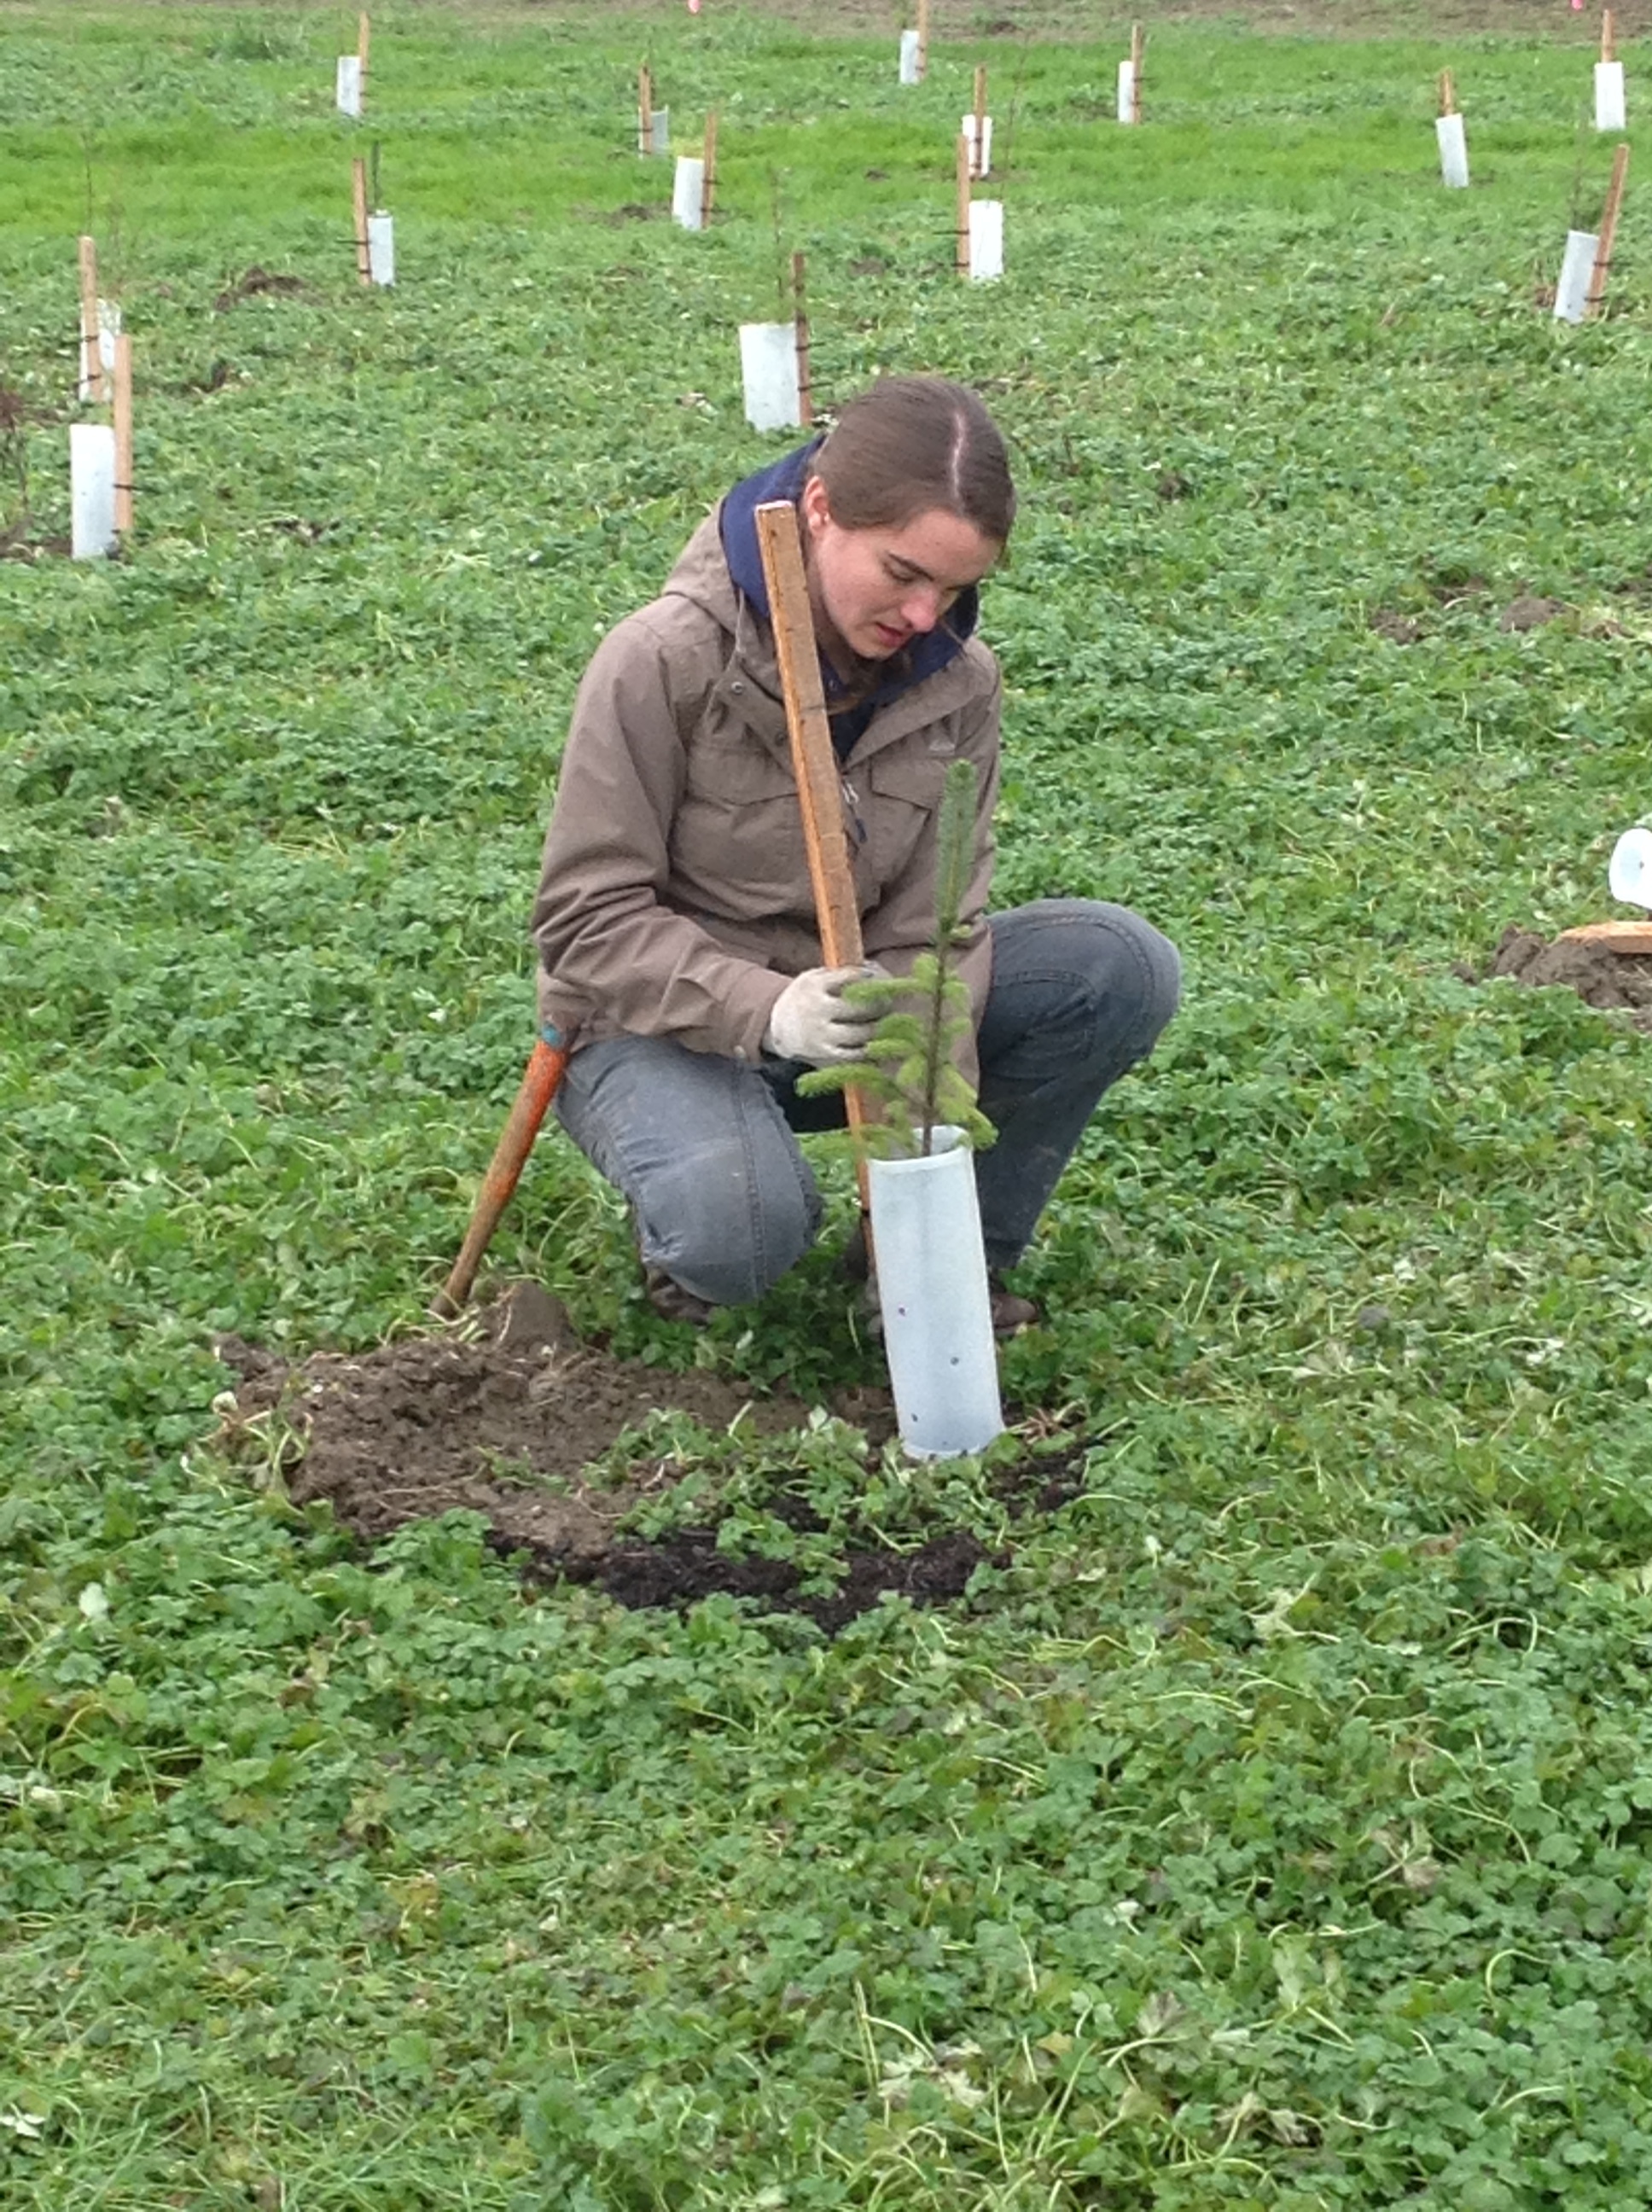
[433,1031,567,1317]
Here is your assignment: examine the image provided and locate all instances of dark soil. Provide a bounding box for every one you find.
[1369,608,1421,645]
[212,266,306,311]
[1468,925,1652,1033]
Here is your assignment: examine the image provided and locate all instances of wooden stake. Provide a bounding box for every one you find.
[113,333,133,535]
[78,235,102,405]
[753,500,872,1190]
[358,9,370,94]
[701,109,718,228]
[792,250,814,428]
[1130,21,1143,125]
[351,156,372,285]
[638,62,653,154]
[1603,9,1616,64]
[1438,68,1457,119]
[1586,141,1631,316]
[916,0,929,79]
[956,132,972,276]
[973,65,987,178]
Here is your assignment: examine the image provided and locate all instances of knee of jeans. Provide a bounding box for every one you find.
[1029,899,1182,1057]
[647,1143,822,1307]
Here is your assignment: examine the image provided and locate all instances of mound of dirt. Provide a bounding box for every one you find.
[210,1284,1028,1632]
[1473,925,1652,1031]
[213,266,306,311]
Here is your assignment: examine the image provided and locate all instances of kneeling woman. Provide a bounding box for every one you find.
[532,375,1179,1328]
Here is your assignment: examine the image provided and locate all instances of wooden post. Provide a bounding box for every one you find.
[78,235,102,405]
[701,109,718,227]
[358,9,370,101]
[1130,21,1143,125]
[1438,68,1456,118]
[638,63,653,154]
[956,132,972,276]
[973,65,987,178]
[792,251,814,428]
[351,157,371,285]
[1586,141,1631,315]
[916,0,929,79]
[112,333,133,536]
[1603,9,1616,64]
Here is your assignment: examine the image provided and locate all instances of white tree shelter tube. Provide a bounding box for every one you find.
[1117,60,1137,123]
[70,422,118,560]
[336,55,363,118]
[1436,111,1469,189]
[899,29,922,84]
[672,155,705,230]
[367,212,395,285]
[738,323,801,431]
[1597,60,1626,133]
[1554,228,1598,323]
[968,199,1004,281]
[962,113,992,177]
[868,1129,1003,1459]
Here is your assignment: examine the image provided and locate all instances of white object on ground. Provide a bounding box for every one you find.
[1596,59,1626,132]
[637,106,669,154]
[70,422,117,559]
[1117,59,1137,123]
[1436,112,1469,189]
[367,212,395,284]
[1609,827,1652,908]
[968,199,1003,281]
[336,55,363,117]
[1554,228,1598,323]
[962,113,993,177]
[97,300,121,374]
[899,29,922,84]
[672,155,705,230]
[739,323,801,432]
[868,1127,1003,1459]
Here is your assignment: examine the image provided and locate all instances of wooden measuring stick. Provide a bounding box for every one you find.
[753,501,873,1184]
[78,235,102,405]
[1439,68,1456,118]
[638,62,653,152]
[793,251,814,428]
[956,132,972,276]
[1586,141,1630,315]
[1130,21,1143,125]
[351,158,372,283]
[1603,9,1616,64]
[701,108,718,226]
[113,334,133,534]
[973,65,987,177]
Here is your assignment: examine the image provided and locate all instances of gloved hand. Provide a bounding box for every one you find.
[764,966,882,1066]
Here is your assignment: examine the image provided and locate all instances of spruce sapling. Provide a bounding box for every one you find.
[798,757,996,1157]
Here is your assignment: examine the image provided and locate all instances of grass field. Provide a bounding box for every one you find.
[8,4,1652,2206]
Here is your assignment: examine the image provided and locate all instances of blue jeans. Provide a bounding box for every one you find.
[553,899,1181,1306]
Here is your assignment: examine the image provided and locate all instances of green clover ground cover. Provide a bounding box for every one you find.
[7,4,1652,2203]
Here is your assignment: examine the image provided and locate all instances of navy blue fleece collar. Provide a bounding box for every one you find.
[718,439,980,704]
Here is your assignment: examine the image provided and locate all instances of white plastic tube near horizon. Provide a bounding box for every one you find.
[968,199,1003,281]
[637,106,669,154]
[79,300,121,404]
[1554,229,1597,323]
[899,28,922,84]
[367,212,395,285]
[336,55,363,118]
[1436,112,1469,189]
[1117,59,1137,123]
[70,422,117,560]
[1596,59,1626,132]
[672,155,705,230]
[1610,826,1652,908]
[738,323,801,431]
[963,113,992,177]
[868,1127,1003,1459]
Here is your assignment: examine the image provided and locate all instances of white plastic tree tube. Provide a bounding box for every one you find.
[70,422,117,560]
[335,54,363,117]
[1596,59,1627,132]
[1610,826,1652,907]
[367,212,395,285]
[1117,59,1137,123]
[738,323,801,431]
[899,28,922,84]
[867,1129,1003,1459]
[672,155,705,230]
[1554,229,1598,323]
[962,113,993,178]
[968,199,1003,281]
[644,106,669,154]
[1436,112,1469,189]
[97,299,122,375]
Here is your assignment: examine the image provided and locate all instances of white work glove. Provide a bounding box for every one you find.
[764,966,881,1066]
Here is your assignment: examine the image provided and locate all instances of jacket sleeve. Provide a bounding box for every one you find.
[532,611,790,1060]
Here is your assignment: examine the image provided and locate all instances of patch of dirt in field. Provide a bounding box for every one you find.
[1499,593,1566,633]
[1369,608,1421,645]
[213,1283,1050,1630]
[1465,926,1652,1033]
[212,266,306,311]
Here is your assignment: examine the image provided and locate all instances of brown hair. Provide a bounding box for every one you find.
[808,375,1015,546]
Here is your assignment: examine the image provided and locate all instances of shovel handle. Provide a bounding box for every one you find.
[433,1032,567,1317]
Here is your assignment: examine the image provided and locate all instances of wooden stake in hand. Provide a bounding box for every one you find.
[78,235,102,405]
[1586,141,1631,316]
[351,157,371,285]
[1130,21,1144,125]
[113,333,133,536]
[1438,68,1457,119]
[701,109,718,228]
[1603,9,1617,64]
[956,132,972,276]
[792,251,814,428]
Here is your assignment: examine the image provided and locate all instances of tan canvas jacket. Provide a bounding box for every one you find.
[532,503,1002,1077]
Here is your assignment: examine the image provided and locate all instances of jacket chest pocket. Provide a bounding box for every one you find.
[673,733,807,910]
[863,750,947,893]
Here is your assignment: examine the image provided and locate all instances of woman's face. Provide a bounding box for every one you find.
[800,475,1002,663]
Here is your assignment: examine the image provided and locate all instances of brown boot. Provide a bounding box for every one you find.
[642,1266,718,1328]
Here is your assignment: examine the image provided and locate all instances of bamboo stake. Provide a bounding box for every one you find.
[1586,141,1631,315]
[973,64,987,178]
[638,62,653,154]
[358,9,370,102]
[701,109,718,227]
[1603,9,1616,64]
[956,131,972,276]
[78,235,102,405]
[1438,68,1456,118]
[351,156,371,285]
[1130,20,1143,125]
[112,333,133,535]
[916,0,929,79]
[793,250,814,428]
